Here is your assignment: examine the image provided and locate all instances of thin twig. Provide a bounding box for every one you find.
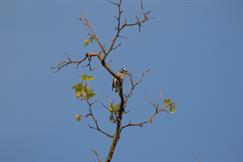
[122,69,150,110]
[105,0,151,59]
[79,16,106,54]
[121,94,175,132]
[91,149,102,162]
[126,69,150,98]
[86,101,114,138]
[51,52,101,72]
[51,54,88,72]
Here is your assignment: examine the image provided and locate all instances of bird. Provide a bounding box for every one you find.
[112,68,128,94]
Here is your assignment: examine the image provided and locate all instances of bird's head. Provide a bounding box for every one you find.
[120,68,128,75]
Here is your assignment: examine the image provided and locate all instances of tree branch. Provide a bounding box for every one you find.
[105,0,152,60]
[105,86,125,162]
[51,54,87,72]
[86,100,114,139]
[126,69,150,98]
[51,52,101,72]
[78,16,106,54]
[53,1,154,162]
[91,149,102,162]
[121,93,175,132]
[105,0,123,59]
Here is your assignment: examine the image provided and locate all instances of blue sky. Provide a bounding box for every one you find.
[0,0,242,162]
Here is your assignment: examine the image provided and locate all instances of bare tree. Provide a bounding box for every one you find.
[52,0,176,162]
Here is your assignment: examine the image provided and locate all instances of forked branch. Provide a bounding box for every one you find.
[105,0,152,59]
[126,69,150,98]
[85,100,114,139]
[121,93,176,131]
[78,16,106,54]
[51,52,102,72]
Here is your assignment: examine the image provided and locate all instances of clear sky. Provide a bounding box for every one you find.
[0,0,242,162]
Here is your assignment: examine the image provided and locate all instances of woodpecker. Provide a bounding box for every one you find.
[112,68,128,93]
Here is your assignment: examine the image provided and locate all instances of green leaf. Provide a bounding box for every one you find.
[87,76,95,81]
[82,85,96,101]
[75,114,82,122]
[114,103,120,111]
[75,90,82,99]
[108,102,115,112]
[83,39,90,46]
[109,113,115,123]
[72,83,84,99]
[81,88,88,101]
[81,74,95,81]
[164,98,171,106]
[72,82,96,101]
[108,102,121,115]
[72,83,83,91]
[86,88,96,100]
[169,103,176,114]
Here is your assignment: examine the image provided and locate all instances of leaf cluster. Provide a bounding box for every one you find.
[72,74,96,101]
[163,98,176,114]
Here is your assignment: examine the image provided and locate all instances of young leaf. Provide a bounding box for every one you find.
[72,83,83,91]
[72,82,95,100]
[81,88,88,101]
[75,114,82,122]
[109,113,115,123]
[86,89,96,100]
[164,98,171,106]
[81,74,95,81]
[87,75,95,81]
[108,102,121,115]
[113,103,121,115]
[81,85,96,101]
[72,83,84,99]
[83,39,90,46]
[108,102,115,112]
[169,103,176,114]
[75,90,82,99]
